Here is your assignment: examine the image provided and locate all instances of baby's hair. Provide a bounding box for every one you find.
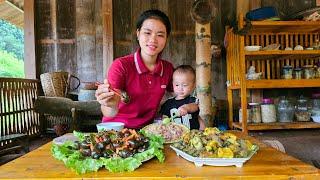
[174,65,196,81]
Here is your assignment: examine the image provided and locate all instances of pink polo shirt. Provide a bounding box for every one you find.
[102,49,173,129]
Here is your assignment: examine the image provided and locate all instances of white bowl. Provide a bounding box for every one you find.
[96,122,124,132]
[244,46,261,51]
[311,116,320,123]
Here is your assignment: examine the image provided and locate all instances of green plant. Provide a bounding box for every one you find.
[0,50,24,77]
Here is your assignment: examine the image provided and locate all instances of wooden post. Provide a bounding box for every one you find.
[192,0,214,127]
[24,0,36,79]
[237,0,249,17]
[102,0,113,79]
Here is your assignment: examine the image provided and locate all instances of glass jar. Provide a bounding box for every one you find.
[294,68,302,79]
[277,96,294,122]
[249,103,261,123]
[282,65,293,79]
[303,65,315,79]
[315,62,320,78]
[295,96,311,122]
[239,105,251,123]
[261,98,276,123]
[311,93,320,117]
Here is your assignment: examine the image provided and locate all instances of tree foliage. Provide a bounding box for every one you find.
[0,50,24,78]
[0,19,24,60]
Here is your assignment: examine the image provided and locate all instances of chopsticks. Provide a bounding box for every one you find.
[95,82,130,103]
[95,82,122,97]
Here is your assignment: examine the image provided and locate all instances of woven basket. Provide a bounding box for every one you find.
[40,72,80,97]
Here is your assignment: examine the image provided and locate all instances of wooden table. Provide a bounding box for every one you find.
[0,133,319,179]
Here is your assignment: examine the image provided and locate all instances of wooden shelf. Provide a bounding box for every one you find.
[248,21,320,33]
[246,79,320,89]
[233,122,320,130]
[226,15,320,134]
[245,50,320,56]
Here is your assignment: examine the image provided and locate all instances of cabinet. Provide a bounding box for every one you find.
[226,15,320,134]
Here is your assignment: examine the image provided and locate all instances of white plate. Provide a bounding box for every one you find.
[170,146,258,167]
[53,134,79,145]
[312,116,320,123]
[244,46,261,51]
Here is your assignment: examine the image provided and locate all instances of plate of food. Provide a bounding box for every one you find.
[170,127,258,167]
[143,122,190,144]
[51,129,165,174]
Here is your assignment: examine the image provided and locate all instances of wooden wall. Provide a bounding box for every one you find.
[35,0,103,89]
[34,0,316,99]
[112,0,232,99]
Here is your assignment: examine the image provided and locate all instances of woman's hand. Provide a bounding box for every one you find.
[95,79,121,109]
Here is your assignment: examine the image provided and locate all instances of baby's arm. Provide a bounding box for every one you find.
[198,117,206,130]
[178,103,199,116]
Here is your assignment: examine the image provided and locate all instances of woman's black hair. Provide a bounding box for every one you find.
[136,9,171,36]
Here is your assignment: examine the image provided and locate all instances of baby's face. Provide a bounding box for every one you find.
[172,72,195,100]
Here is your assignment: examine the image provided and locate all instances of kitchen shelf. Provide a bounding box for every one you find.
[226,14,320,134]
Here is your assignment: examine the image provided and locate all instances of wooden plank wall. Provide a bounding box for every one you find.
[112,0,230,99]
[34,0,316,99]
[35,0,103,89]
[35,0,77,85]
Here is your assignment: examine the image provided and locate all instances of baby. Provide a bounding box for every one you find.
[160,65,205,130]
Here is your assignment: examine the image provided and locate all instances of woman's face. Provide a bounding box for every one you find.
[136,18,167,58]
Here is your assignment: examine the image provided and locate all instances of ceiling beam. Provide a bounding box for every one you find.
[5,0,23,13]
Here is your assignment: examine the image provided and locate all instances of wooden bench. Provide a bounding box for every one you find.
[0,78,40,156]
[34,96,102,134]
[0,134,29,156]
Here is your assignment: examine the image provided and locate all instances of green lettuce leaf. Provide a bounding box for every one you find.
[102,157,141,172]
[73,130,86,141]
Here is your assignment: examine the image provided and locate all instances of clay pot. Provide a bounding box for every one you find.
[53,124,68,136]
[82,82,97,90]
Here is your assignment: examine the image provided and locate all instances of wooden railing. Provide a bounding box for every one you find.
[0,78,41,139]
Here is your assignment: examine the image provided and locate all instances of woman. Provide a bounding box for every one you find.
[95,9,174,129]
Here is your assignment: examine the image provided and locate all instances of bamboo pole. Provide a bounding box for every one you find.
[191,0,214,127]
[195,22,212,127]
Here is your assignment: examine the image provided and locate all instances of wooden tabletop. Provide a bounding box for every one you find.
[0,132,319,179]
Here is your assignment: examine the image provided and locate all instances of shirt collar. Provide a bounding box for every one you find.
[134,48,164,76]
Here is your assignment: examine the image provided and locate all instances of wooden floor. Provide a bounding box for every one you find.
[251,129,320,168]
[0,134,53,165]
